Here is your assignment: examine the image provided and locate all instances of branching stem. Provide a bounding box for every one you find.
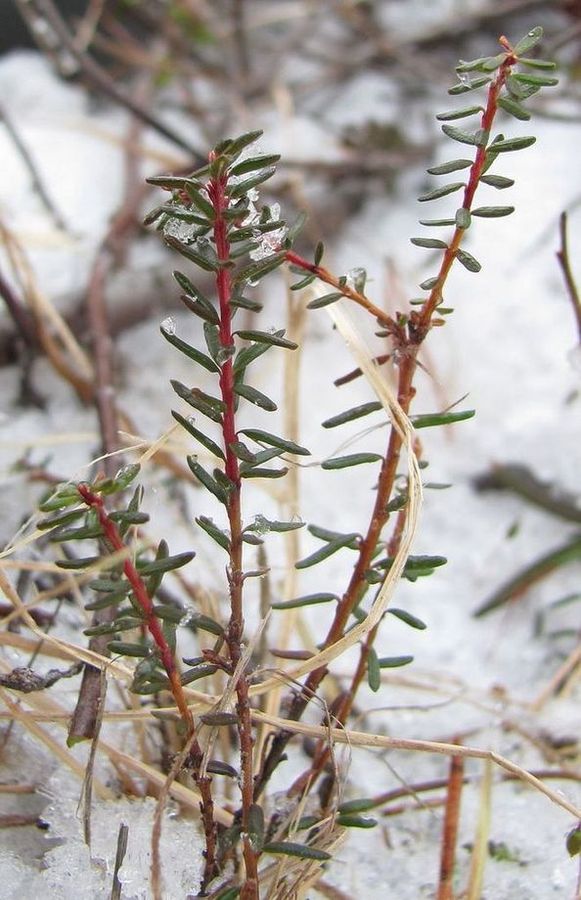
[255,53,519,799]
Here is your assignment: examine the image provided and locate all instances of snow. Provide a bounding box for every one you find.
[1,10,580,898]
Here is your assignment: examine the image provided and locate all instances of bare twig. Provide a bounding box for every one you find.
[557,211,581,342]
[18,0,202,160]
[0,101,68,232]
[0,661,82,693]
[437,750,465,900]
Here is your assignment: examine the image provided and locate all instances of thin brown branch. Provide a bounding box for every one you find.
[437,750,465,900]
[22,0,202,159]
[255,50,521,800]
[0,101,67,232]
[557,211,581,342]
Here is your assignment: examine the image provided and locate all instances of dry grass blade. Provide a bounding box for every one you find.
[250,709,581,820]
[465,759,493,900]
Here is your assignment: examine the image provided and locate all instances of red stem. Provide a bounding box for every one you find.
[207,158,259,898]
[76,483,218,885]
[255,54,518,799]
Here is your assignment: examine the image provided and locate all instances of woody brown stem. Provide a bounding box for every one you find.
[255,55,516,800]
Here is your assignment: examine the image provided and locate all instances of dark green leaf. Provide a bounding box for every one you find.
[230,154,280,176]
[183,184,214,219]
[201,322,221,363]
[50,523,102,542]
[200,711,239,726]
[233,337,277,376]
[487,136,536,153]
[84,619,129,636]
[238,428,310,456]
[321,453,382,470]
[378,655,414,668]
[455,208,471,229]
[56,556,100,570]
[230,220,283,242]
[160,324,219,373]
[224,129,263,160]
[290,273,316,291]
[171,411,225,460]
[566,824,581,858]
[497,97,531,121]
[411,408,475,428]
[388,608,427,630]
[337,814,378,829]
[436,105,482,121]
[37,508,85,531]
[228,167,277,199]
[180,664,219,687]
[173,270,218,320]
[235,329,297,350]
[440,124,477,145]
[184,612,224,636]
[242,532,264,545]
[481,53,506,72]
[455,248,481,272]
[314,241,324,265]
[506,75,540,101]
[410,237,448,249]
[196,516,231,550]
[404,555,447,571]
[246,803,265,852]
[367,647,381,692]
[234,382,277,411]
[513,26,543,56]
[108,510,149,526]
[387,494,408,513]
[427,159,472,177]
[272,593,337,610]
[309,524,359,544]
[322,401,383,429]
[187,458,230,503]
[448,75,491,95]
[306,292,343,310]
[518,58,556,71]
[419,276,438,290]
[419,219,456,227]
[164,235,219,272]
[471,206,514,218]
[152,604,184,624]
[230,294,263,312]
[512,72,558,88]
[479,174,514,189]
[482,53,506,72]
[108,641,151,658]
[262,842,331,862]
[39,484,84,512]
[338,798,377,814]
[171,380,224,423]
[146,174,203,191]
[455,57,489,73]
[418,181,465,202]
[137,550,195,576]
[85,588,130,610]
[240,466,288,479]
[245,516,305,533]
[88,578,124,593]
[296,534,359,570]
[285,210,308,244]
[236,251,286,286]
